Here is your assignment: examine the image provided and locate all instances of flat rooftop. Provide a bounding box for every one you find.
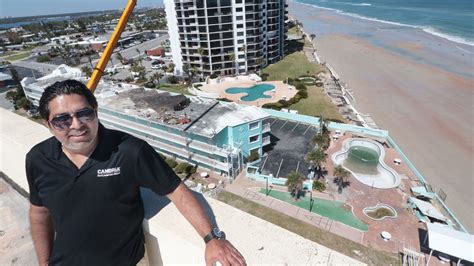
[98,88,269,137]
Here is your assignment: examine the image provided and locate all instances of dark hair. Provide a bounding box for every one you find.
[39,79,98,120]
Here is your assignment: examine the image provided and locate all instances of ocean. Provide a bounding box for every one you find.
[292,0,474,46]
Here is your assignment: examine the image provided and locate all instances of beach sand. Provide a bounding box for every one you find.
[288,2,474,231]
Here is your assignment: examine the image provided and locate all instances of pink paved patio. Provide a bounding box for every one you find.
[199,76,297,106]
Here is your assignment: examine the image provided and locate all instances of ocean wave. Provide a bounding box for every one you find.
[294,1,474,47]
[336,2,372,7]
[422,27,474,47]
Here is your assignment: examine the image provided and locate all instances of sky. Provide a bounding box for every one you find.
[1,0,164,18]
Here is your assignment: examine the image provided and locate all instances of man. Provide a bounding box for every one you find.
[26,80,246,265]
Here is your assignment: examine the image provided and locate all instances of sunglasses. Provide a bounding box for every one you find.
[49,108,96,131]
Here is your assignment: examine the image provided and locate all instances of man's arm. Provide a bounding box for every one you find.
[29,204,54,266]
[167,183,246,266]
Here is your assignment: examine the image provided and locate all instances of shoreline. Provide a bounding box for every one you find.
[290,0,474,47]
[288,2,474,231]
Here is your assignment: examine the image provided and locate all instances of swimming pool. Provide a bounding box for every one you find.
[225,83,275,101]
[332,138,401,189]
[258,188,368,231]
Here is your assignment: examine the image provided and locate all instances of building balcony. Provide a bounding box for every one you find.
[262,123,271,133]
[98,111,229,158]
[262,135,271,146]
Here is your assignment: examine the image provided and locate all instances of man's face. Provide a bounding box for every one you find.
[46,94,99,153]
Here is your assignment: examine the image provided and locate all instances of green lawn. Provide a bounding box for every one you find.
[262,52,325,81]
[290,85,346,122]
[5,51,32,61]
[217,191,399,265]
[157,84,192,95]
[0,46,36,58]
[259,188,368,231]
[288,26,299,36]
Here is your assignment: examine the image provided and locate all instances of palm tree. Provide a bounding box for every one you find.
[334,165,351,193]
[310,33,316,40]
[311,133,330,151]
[238,45,247,74]
[285,171,305,199]
[228,52,236,75]
[135,48,143,67]
[197,47,205,76]
[150,72,163,87]
[116,52,124,64]
[306,148,327,179]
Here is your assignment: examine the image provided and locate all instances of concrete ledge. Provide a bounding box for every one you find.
[1,108,364,265]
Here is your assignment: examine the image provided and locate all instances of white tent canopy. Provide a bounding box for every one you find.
[426,223,474,263]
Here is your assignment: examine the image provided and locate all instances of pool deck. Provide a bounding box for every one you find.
[326,133,432,255]
[199,79,297,106]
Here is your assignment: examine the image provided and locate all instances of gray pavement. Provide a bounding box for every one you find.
[260,118,318,178]
[0,178,36,265]
[0,92,15,110]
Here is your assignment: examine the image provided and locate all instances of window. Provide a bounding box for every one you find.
[236,16,243,20]
[237,24,244,29]
[237,31,244,36]
[237,39,244,44]
[249,135,259,143]
[249,121,259,130]
[236,0,242,3]
[236,7,243,12]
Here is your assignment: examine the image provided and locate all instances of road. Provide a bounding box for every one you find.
[12,34,170,76]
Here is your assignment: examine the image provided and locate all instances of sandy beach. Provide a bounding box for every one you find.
[288,1,474,231]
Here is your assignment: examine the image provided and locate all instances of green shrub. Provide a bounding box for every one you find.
[297,89,308,98]
[165,158,178,168]
[175,162,189,174]
[295,82,307,91]
[313,180,326,192]
[189,165,197,175]
[262,102,283,110]
[167,75,178,84]
[261,73,269,81]
[36,54,50,63]
[209,72,218,79]
[217,97,233,102]
[247,150,260,162]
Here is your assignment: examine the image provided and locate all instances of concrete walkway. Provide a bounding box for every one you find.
[225,175,365,244]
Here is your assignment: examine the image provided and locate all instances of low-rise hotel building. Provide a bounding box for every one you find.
[21,66,272,181]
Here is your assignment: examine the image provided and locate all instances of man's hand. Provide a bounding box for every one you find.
[205,239,246,266]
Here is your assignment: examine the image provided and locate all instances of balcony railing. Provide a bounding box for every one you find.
[262,123,271,133]
[98,111,229,158]
[262,136,271,146]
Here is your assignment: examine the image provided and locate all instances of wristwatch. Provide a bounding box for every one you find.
[204,228,226,244]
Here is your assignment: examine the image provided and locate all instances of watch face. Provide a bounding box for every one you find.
[213,228,222,238]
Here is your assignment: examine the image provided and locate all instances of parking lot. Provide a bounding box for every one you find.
[259,118,318,179]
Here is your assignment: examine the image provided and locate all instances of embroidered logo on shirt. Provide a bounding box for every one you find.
[97,167,121,177]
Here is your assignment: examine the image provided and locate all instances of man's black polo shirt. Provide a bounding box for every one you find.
[26,124,181,266]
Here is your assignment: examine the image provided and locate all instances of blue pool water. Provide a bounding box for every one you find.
[225,84,275,102]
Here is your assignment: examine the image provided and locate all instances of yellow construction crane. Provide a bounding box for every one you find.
[86,0,137,92]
